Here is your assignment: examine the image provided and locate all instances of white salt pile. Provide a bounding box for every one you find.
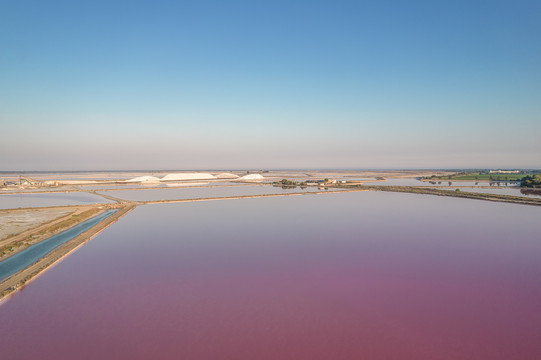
[215,173,239,179]
[126,176,161,183]
[238,174,265,181]
[161,172,216,181]
[164,182,209,187]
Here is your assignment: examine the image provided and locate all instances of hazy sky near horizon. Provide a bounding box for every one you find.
[1,0,540,170]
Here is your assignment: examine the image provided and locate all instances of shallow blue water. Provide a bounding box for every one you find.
[0,209,117,281]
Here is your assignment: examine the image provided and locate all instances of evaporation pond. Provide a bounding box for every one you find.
[0,192,114,209]
[1,191,541,359]
[97,185,339,201]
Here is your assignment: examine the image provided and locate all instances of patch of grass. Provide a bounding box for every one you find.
[0,245,14,255]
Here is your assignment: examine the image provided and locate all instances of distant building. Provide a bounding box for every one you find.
[489,170,520,174]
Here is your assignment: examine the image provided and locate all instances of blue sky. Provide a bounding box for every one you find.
[1,0,540,170]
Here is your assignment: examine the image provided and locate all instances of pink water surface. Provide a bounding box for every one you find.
[1,192,541,359]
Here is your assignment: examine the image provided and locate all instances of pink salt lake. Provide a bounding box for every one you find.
[1,191,541,359]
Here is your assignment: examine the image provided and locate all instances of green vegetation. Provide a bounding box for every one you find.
[0,240,33,256]
[1,245,14,256]
[273,179,308,188]
[521,188,541,196]
[452,174,523,181]
[425,171,536,181]
[520,175,541,188]
[276,179,298,186]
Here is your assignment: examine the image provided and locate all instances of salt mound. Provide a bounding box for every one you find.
[238,174,265,181]
[215,173,239,179]
[164,182,208,187]
[161,172,216,181]
[126,176,161,183]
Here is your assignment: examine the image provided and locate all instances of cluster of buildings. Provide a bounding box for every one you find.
[0,177,41,189]
[489,170,520,174]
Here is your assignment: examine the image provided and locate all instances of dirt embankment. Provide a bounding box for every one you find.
[0,204,136,301]
[0,202,126,259]
[337,185,541,207]
[138,188,364,205]
[0,206,104,259]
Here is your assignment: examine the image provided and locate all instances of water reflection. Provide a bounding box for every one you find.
[521,188,541,196]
